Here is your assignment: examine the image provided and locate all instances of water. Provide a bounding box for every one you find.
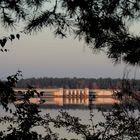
[0,96,110,139]
[1,96,138,139]
[38,97,107,139]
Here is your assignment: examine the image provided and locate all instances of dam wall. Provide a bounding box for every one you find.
[14,88,113,98]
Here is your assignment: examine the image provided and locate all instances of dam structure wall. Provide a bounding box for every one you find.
[15,88,113,98]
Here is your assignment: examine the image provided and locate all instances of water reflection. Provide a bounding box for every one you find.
[39,96,119,110]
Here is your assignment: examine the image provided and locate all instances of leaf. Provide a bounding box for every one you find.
[9,109,12,113]
[40,91,44,96]
[16,34,20,39]
[10,34,15,40]
[3,38,7,44]
[1,38,7,47]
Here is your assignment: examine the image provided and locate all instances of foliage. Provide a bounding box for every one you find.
[0,71,22,110]
[0,33,20,52]
[1,0,140,64]
[0,72,54,140]
[100,103,140,140]
[16,77,140,90]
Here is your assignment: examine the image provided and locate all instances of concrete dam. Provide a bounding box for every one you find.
[15,88,114,98]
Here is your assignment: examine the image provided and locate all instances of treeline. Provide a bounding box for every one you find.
[16,77,140,90]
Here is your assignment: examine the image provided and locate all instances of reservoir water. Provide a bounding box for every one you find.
[0,92,139,140]
[0,96,114,139]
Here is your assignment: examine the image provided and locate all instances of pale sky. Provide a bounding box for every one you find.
[0,23,140,79]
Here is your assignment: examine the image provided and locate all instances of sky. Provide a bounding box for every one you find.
[0,23,140,79]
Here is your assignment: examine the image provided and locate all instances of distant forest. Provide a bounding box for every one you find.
[15,77,140,90]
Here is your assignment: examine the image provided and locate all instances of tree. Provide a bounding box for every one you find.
[1,0,140,65]
[0,0,140,139]
[0,72,60,140]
